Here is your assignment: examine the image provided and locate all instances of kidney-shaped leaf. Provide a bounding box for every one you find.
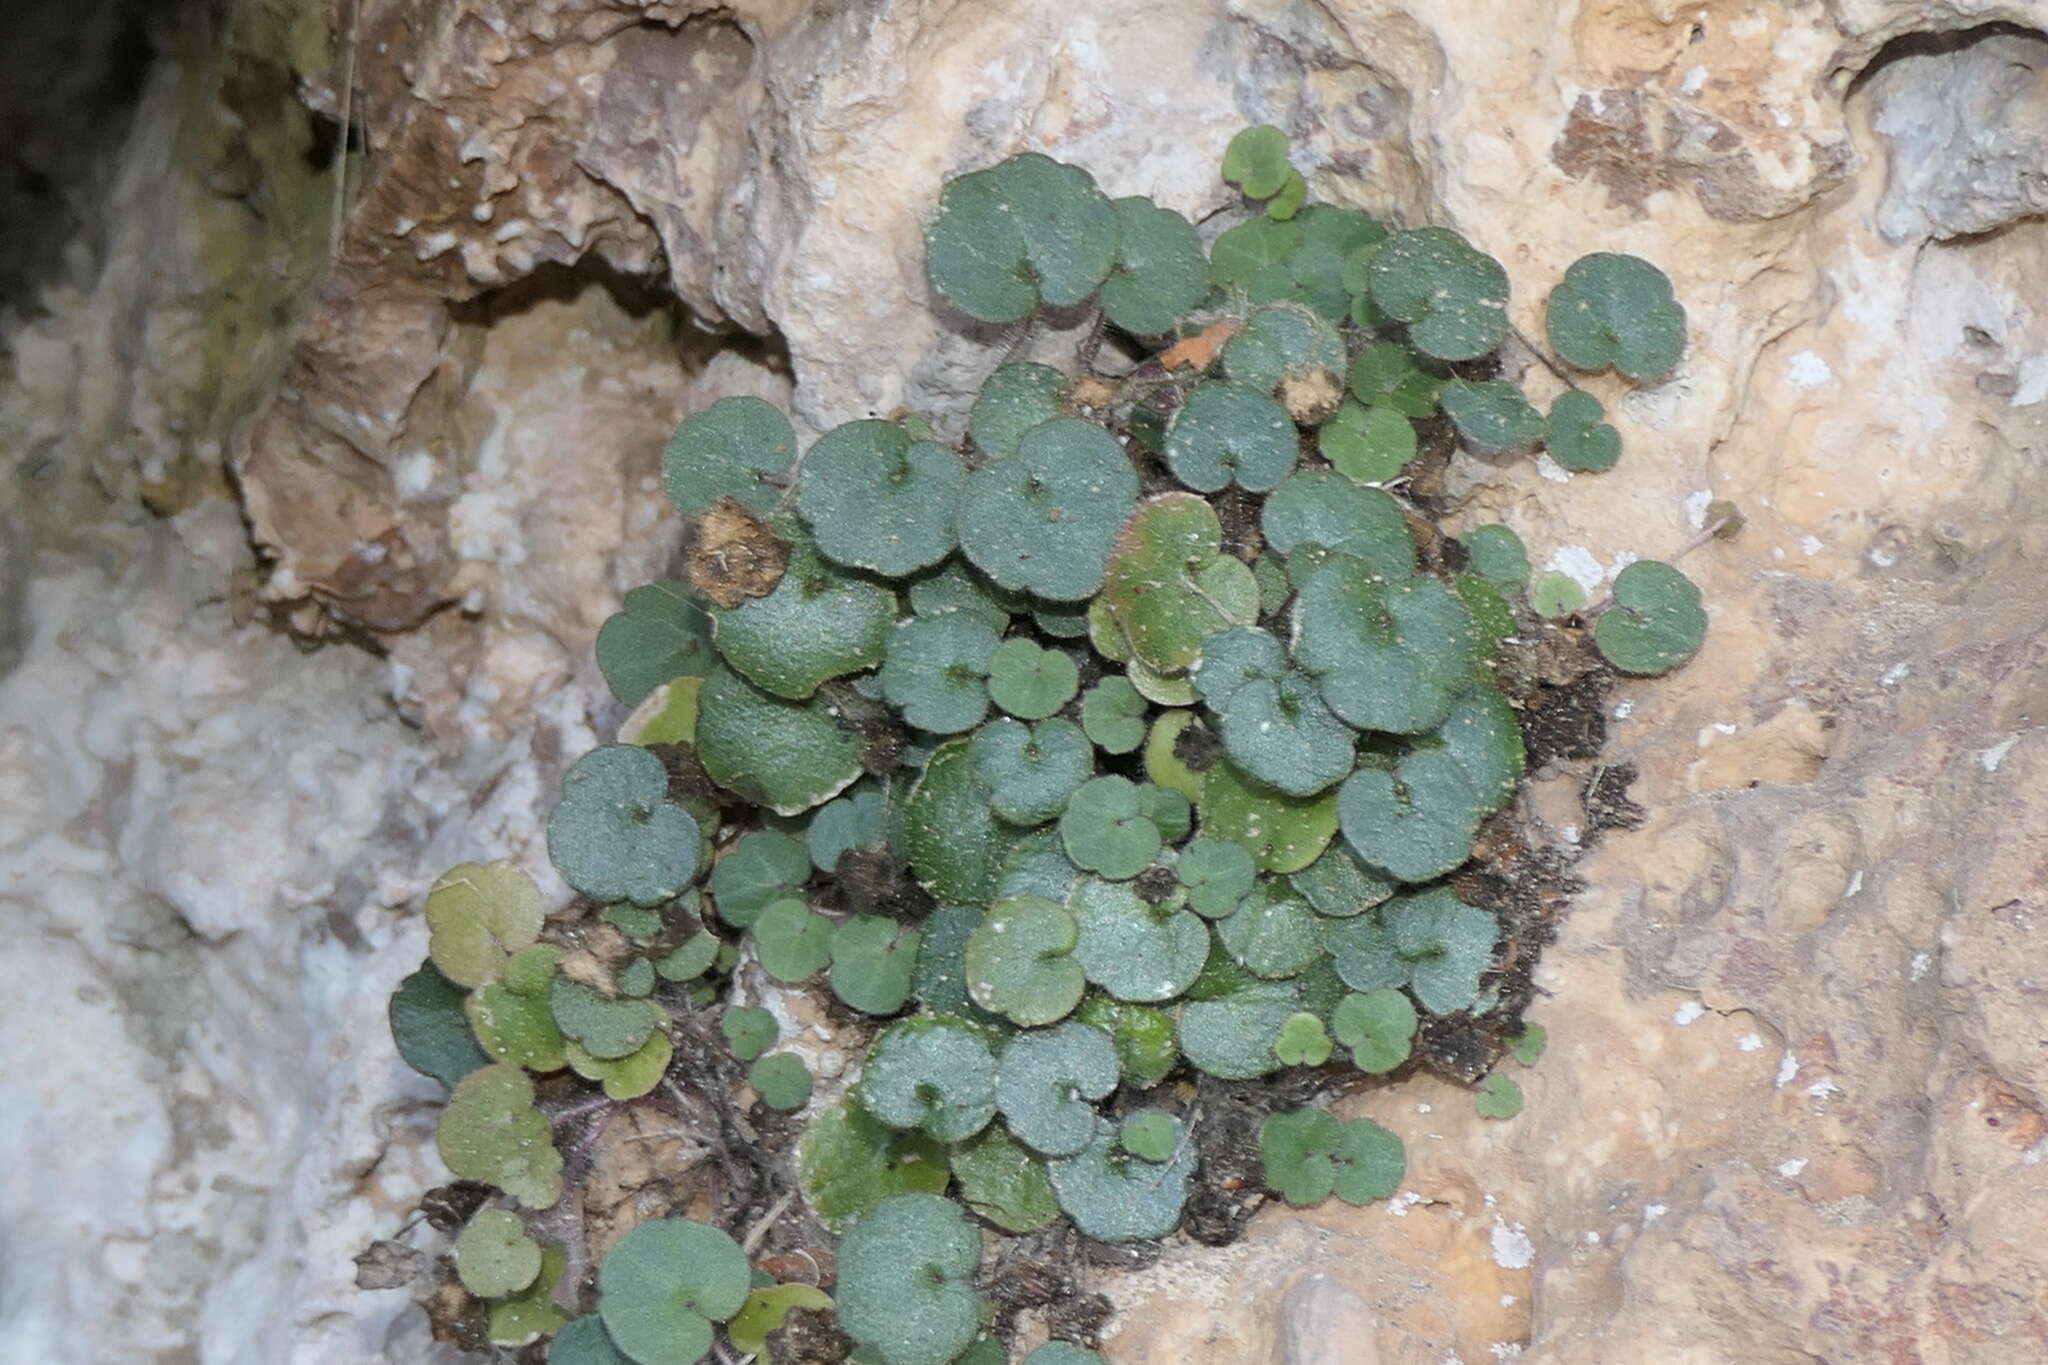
[389,962,491,1087]
[1545,251,1687,381]
[836,1194,985,1365]
[1546,388,1621,472]
[1067,877,1209,1002]
[971,717,1094,826]
[1060,775,1164,881]
[858,1016,998,1143]
[695,667,866,816]
[965,896,1087,1027]
[958,418,1137,602]
[1440,379,1544,453]
[1102,196,1208,336]
[797,421,963,578]
[597,1217,751,1365]
[1293,558,1475,736]
[1045,1115,1196,1242]
[1336,748,1484,884]
[424,861,545,989]
[904,738,1012,904]
[710,541,894,700]
[597,581,716,708]
[926,152,1118,324]
[1331,987,1417,1073]
[830,914,923,1016]
[1594,560,1707,675]
[1387,887,1499,1014]
[436,1064,562,1210]
[454,1206,542,1298]
[1164,381,1299,494]
[547,747,700,907]
[796,1097,949,1234]
[970,362,1066,460]
[995,1021,1121,1156]
[662,396,796,519]
[1366,227,1509,363]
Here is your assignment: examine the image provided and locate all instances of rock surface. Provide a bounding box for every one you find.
[6,0,2048,1362]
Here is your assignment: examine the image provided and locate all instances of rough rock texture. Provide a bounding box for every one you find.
[9,1,2048,1362]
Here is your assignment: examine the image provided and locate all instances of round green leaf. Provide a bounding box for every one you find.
[1366,227,1509,363]
[1532,570,1588,619]
[796,1097,950,1234]
[1288,841,1394,918]
[1104,493,1250,674]
[1336,748,1483,884]
[1259,1107,1340,1205]
[1440,379,1544,453]
[1293,559,1475,736]
[1067,877,1209,1002]
[464,945,566,1072]
[695,666,866,816]
[1594,560,1707,675]
[951,1123,1060,1233]
[454,1207,542,1298]
[1324,913,1405,994]
[1546,388,1620,472]
[710,830,811,929]
[1545,251,1687,381]
[1434,682,1527,815]
[1347,342,1444,418]
[1331,988,1417,1073]
[880,612,1000,735]
[1266,169,1306,219]
[564,1030,673,1101]
[904,738,1012,904]
[964,897,1086,1027]
[807,784,888,874]
[1222,124,1293,199]
[1201,658,1356,799]
[752,898,835,983]
[1331,1117,1406,1203]
[1080,675,1148,754]
[1273,1011,1333,1067]
[1196,757,1340,874]
[1046,1114,1195,1241]
[549,977,661,1060]
[721,1005,778,1061]
[1176,837,1257,918]
[1176,965,1299,1079]
[1102,196,1208,336]
[1210,216,1303,289]
[662,396,796,518]
[1387,887,1499,1014]
[1457,524,1530,591]
[1508,1022,1549,1066]
[389,962,491,1087]
[1215,879,1326,978]
[859,1016,998,1142]
[958,417,1137,602]
[797,421,964,577]
[436,1064,563,1209]
[710,541,894,700]
[424,861,545,989]
[1119,1109,1180,1163]
[1318,401,1418,483]
[1060,775,1163,881]
[987,638,1079,720]
[597,582,716,708]
[969,363,1067,460]
[1220,305,1345,395]
[1164,381,1299,494]
[1476,1071,1526,1119]
[830,914,923,1015]
[994,1021,1120,1156]
[547,746,700,908]
[835,1194,985,1365]
[926,152,1117,322]
[597,1218,750,1365]
[971,717,1094,826]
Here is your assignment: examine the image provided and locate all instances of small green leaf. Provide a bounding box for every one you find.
[1545,251,1687,381]
[1177,962,1299,1079]
[454,1207,542,1298]
[710,830,811,929]
[970,717,1094,826]
[1266,169,1307,220]
[808,784,888,873]
[880,612,1000,735]
[389,961,491,1087]
[797,421,964,577]
[1387,887,1498,1014]
[904,738,1013,904]
[1102,197,1209,336]
[711,541,895,700]
[597,582,716,708]
[1046,1115,1196,1241]
[987,638,1080,720]
[1318,401,1417,483]
[796,1097,950,1233]
[1440,379,1544,453]
[564,1030,673,1101]
[1103,493,1249,674]
[1347,342,1444,418]
[1259,1107,1341,1205]
[488,1244,570,1345]
[1434,682,1527,815]
[1222,125,1293,199]
[965,897,1087,1027]
[1195,633,1356,799]
[1075,993,1180,1089]
[1294,559,1475,736]
[1196,757,1340,874]
[926,152,1117,323]
[662,396,796,518]
[464,945,566,1072]
[1060,775,1164,881]
[1323,913,1406,994]
[995,1021,1121,1156]
[597,1218,751,1365]
[1220,305,1345,395]
[958,418,1138,602]
[1594,560,1707,675]
[1080,675,1148,754]
[1336,748,1485,884]
[1366,227,1510,363]
[1176,837,1257,918]
[423,861,545,989]
[1476,1071,1525,1119]
[1215,879,1326,978]
[721,1005,778,1061]
[1546,388,1621,472]
[695,666,867,816]
[1119,1111,1179,1164]
[1273,1011,1333,1067]
[752,897,835,983]
[859,1016,998,1142]
[835,1194,985,1365]
[970,363,1067,460]
[830,915,923,1016]
[727,1285,835,1359]
[1531,570,1588,619]
[1210,217,1304,289]
[1164,381,1299,494]
[1331,988,1417,1073]
[1261,470,1417,583]
[1067,877,1209,1002]
[546,746,700,908]
[951,1123,1060,1233]
[1331,1118,1405,1203]
[549,977,661,1060]
[436,1064,562,1209]
[1508,1021,1548,1065]
[1457,525,1530,591]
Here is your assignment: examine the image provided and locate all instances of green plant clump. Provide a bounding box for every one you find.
[384,125,1706,1364]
